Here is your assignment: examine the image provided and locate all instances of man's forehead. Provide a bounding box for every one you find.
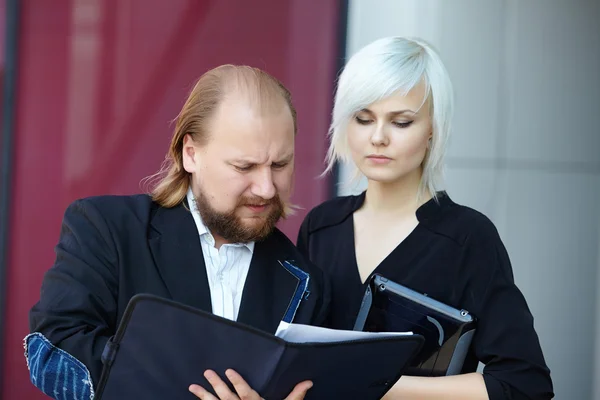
[219,88,290,117]
[222,132,294,159]
[211,93,294,134]
[205,121,294,164]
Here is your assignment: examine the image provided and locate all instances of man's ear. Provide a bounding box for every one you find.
[182,134,197,173]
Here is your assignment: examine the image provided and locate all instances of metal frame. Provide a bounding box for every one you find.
[329,0,349,199]
[0,0,20,390]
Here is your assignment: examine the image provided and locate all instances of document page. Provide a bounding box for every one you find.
[275,322,412,344]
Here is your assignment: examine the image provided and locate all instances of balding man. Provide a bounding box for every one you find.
[26,65,330,400]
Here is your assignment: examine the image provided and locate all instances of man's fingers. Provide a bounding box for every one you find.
[189,384,218,399]
[204,370,237,400]
[284,380,313,400]
[225,369,260,400]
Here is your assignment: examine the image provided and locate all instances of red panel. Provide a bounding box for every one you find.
[2,0,341,398]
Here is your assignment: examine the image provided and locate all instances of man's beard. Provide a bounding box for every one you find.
[193,191,285,243]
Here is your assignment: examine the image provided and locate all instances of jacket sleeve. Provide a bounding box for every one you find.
[26,199,119,398]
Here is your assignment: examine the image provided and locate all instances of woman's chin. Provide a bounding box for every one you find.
[361,170,403,184]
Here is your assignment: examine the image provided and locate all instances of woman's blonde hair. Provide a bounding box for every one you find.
[145,64,297,208]
[325,36,454,201]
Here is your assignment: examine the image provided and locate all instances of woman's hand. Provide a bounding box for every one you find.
[382,373,489,400]
[189,369,313,400]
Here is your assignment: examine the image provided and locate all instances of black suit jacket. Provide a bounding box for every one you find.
[29,194,330,387]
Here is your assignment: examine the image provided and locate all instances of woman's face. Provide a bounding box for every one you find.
[347,81,432,184]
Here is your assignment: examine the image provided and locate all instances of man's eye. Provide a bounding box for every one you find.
[235,165,252,172]
[272,163,287,169]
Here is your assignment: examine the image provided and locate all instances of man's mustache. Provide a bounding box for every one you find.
[238,196,281,207]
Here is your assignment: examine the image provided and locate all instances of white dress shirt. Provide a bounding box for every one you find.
[187,188,254,321]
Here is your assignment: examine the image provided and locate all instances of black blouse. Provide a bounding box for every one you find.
[297,191,553,400]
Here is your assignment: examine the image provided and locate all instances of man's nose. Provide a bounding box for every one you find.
[251,168,276,200]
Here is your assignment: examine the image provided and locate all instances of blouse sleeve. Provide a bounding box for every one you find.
[462,222,554,400]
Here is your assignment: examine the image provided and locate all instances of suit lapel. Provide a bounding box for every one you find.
[148,205,305,333]
[236,235,300,334]
[148,202,212,313]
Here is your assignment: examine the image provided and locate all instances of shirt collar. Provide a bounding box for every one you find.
[186,187,255,252]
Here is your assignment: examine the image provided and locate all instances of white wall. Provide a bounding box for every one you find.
[341,1,600,398]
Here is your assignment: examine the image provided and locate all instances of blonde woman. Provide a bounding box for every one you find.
[298,37,553,400]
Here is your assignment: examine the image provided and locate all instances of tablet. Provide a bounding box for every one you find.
[353,274,477,376]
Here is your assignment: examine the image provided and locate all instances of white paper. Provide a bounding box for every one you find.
[275,321,412,344]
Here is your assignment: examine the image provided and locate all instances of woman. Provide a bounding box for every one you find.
[297,37,553,400]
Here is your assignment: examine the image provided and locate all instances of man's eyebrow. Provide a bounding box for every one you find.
[230,159,258,165]
[275,153,294,164]
[230,154,294,165]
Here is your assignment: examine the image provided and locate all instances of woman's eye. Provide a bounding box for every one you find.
[393,121,414,128]
[355,116,372,125]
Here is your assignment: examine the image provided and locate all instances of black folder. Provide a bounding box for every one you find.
[95,294,424,399]
[354,274,477,377]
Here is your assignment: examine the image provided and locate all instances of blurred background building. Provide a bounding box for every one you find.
[0,1,599,399]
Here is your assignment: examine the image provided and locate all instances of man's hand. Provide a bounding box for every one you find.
[189,369,313,400]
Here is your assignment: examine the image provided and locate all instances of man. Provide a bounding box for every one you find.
[25,65,330,400]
